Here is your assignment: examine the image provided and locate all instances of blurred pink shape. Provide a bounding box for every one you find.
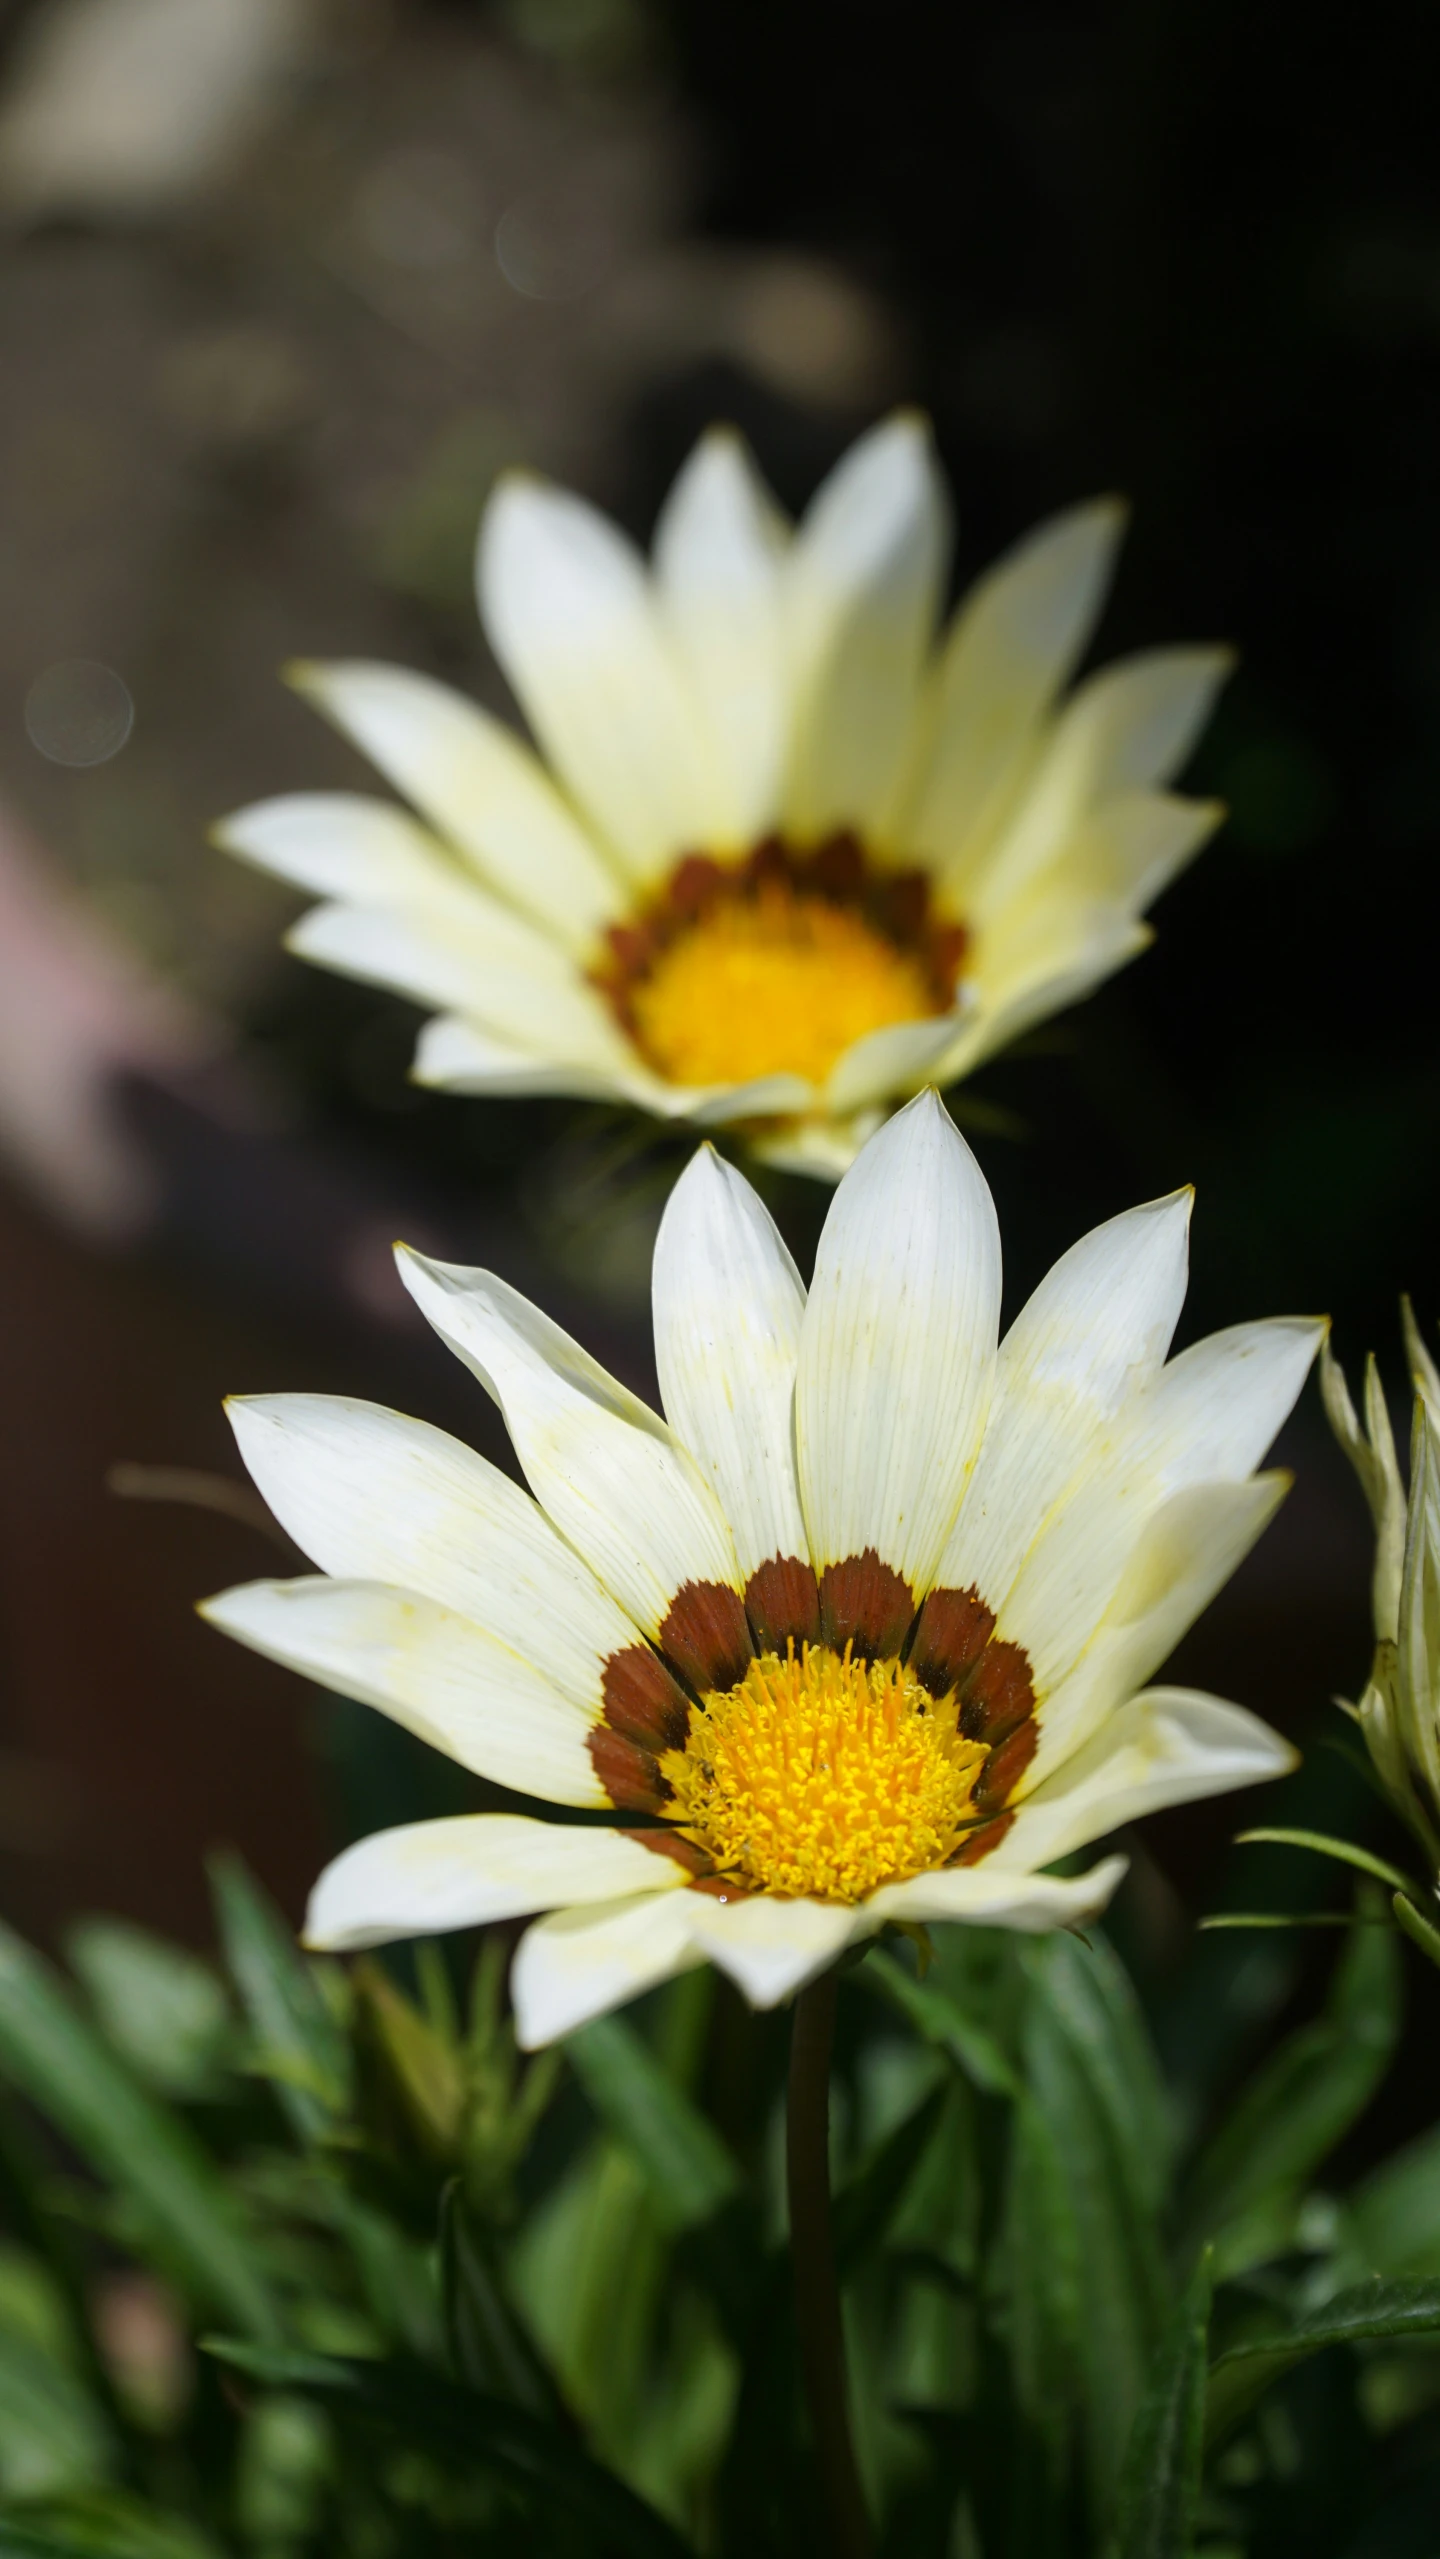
[0,794,216,1238]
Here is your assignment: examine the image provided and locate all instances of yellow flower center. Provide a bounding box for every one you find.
[661,1642,989,1903]
[590,837,969,1095]
[628,882,939,1089]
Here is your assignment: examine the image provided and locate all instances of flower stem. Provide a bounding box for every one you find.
[787,1970,871,2559]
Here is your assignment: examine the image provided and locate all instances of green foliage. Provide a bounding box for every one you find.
[1112,2253,1212,2559]
[0,1871,1435,2559]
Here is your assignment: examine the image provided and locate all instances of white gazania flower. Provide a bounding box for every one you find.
[201,1094,1318,2046]
[215,416,1230,1177]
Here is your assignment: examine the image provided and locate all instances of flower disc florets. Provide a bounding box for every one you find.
[595,838,967,1092]
[662,1641,989,1902]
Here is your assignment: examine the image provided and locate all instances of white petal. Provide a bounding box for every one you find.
[1129,1317,1326,1485]
[938,901,1153,1082]
[396,1251,741,1637]
[747,1114,879,1183]
[823,1009,971,1117]
[963,648,1231,922]
[286,902,634,1074]
[305,1814,682,1952]
[288,662,620,952]
[1021,1473,1291,1776]
[783,414,951,839]
[1056,789,1223,915]
[903,497,1126,863]
[796,1091,1002,1593]
[937,1189,1192,1607]
[871,1853,1128,1931]
[653,428,790,839]
[991,1690,1295,1871]
[414,1013,812,1123]
[200,1578,604,1806]
[226,1395,639,1713]
[682,1894,862,2006]
[652,1148,808,1580]
[1059,648,1234,795]
[512,1890,706,2047]
[215,793,477,912]
[479,475,731,879]
[998,1318,1323,1691]
[415,1015,656,1105]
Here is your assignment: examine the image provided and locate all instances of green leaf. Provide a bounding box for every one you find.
[1180,1896,1401,2249]
[439,2179,564,2418]
[1350,2125,1440,2277]
[832,2081,947,2277]
[1022,1948,1163,2515]
[1034,1933,1172,2220]
[204,2339,694,2559]
[354,1960,463,2160]
[1204,2278,1440,2446]
[566,2013,739,2233]
[862,1949,1020,2096]
[64,1925,233,2103]
[1000,2090,1082,2478]
[1392,1891,1440,1970]
[0,2492,220,2559]
[1114,2253,1212,2559]
[234,2394,331,2549]
[0,2329,115,2500]
[1235,1828,1422,1897]
[0,1922,279,2342]
[208,1856,349,2144]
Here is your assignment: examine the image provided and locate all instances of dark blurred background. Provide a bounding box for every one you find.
[0,0,1434,2144]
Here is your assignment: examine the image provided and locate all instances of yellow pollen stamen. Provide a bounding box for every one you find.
[661,1642,988,1903]
[627,881,941,1089]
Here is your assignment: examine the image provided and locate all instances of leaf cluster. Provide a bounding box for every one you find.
[0,1863,1434,2559]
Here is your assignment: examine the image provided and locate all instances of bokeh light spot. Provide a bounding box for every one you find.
[24,660,134,767]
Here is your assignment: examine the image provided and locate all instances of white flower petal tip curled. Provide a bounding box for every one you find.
[206,1129,1316,2042]
[218,418,1232,1177]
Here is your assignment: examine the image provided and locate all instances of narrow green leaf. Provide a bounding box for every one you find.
[204,2339,693,2559]
[832,2081,947,2276]
[566,2012,739,2233]
[1197,1913,1361,1931]
[1035,1933,1172,2219]
[1205,2278,1440,2446]
[862,1949,1019,2096]
[1181,1899,1401,2245]
[1392,1891,1440,1970]
[1114,2253,1212,2559]
[1001,2090,1082,2480]
[0,1924,278,2342]
[1022,1976,1158,2514]
[1236,1828,1422,1897]
[208,1855,349,2143]
[438,2179,564,2418]
[64,1925,233,2103]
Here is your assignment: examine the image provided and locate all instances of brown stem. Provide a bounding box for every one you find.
[787,1971,872,2559]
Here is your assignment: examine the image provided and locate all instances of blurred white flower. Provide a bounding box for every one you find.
[219,414,1230,1177]
[203,1092,1312,2045]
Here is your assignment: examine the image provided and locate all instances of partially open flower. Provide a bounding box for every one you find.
[202,1094,1315,2044]
[216,417,1229,1176]
[1323,1307,1440,1872]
